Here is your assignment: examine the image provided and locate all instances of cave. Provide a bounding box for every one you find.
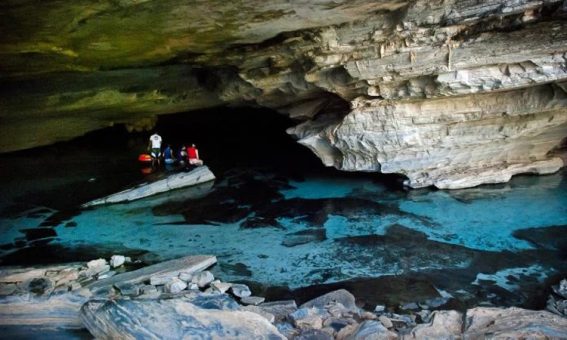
[1,0,567,338]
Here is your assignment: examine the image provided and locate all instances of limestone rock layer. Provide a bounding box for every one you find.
[1,0,567,188]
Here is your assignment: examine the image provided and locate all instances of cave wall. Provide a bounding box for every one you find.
[1,0,566,188]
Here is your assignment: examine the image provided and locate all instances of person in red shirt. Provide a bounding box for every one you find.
[188,144,204,166]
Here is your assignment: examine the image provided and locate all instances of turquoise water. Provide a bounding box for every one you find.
[0,112,565,309]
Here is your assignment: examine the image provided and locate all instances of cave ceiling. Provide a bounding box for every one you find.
[1,0,566,188]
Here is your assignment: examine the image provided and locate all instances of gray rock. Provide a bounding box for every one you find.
[241,296,265,306]
[297,328,334,340]
[23,277,54,296]
[191,271,214,288]
[114,282,141,296]
[109,255,125,268]
[178,272,193,282]
[80,297,285,339]
[378,315,393,329]
[552,279,567,299]
[300,289,358,313]
[276,322,299,339]
[230,283,252,298]
[210,280,232,293]
[84,259,109,277]
[241,305,275,323]
[187,282,199,290]
[374,305,386,313]
[464,307,567,339]
[165,278,187,294]
[259,300,298,323]
[347,320,397,340]
[400,302,419,311]
[289,307,327,330]
[407,310,462,339]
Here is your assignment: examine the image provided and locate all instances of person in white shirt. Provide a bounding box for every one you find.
[148,132,163,165]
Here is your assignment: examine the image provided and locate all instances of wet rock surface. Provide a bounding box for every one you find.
[0,254,566,339]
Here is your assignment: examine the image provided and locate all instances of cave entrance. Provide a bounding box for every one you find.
[150,106,325,176]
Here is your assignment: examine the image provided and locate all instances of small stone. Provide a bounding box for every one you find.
[361,311,378,320]
[210,280,232,293]
[374,304,386,313]
[231,283,252,298]
[350,320,398,339]
[241,296,265,305]
[336,324,357,340]
[187,282,199,290]
[140,285,158,295]
[417,309,432,323]
[191,271,214,288]
[114,282,141,296]
[110,255,126,268]
[296,329,334,340]
[97,271,116,280]
[178,272,193,282]
[290,307,325,330]
[87,259,107,270]
[165,278,187,294]
[276,322,299,339]
[379,315,393,328]
[258,300,298,323]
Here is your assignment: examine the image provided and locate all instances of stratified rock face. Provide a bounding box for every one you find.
[1,0,566,188]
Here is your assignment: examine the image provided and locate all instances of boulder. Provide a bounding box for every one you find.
[230,283,252,298]
[165,278,187,294]
[241,296,265,306]
[191,271,214,288]
[464,307,567,339]
[300,289,358,314]
[347,320,397,340]
[80,297,285,339]
[407,310,462,339]
[109,255,125,268]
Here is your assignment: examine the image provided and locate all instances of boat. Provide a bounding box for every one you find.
[82,166,216,207]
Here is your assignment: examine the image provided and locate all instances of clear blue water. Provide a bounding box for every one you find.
[0,110,565,310]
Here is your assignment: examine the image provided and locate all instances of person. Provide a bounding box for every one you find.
[188,143,204,166]
[178,145,188,164]
[163,144,175,164]
[148,132,162,166]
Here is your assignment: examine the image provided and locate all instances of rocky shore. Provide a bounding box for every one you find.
[1,254,566,339]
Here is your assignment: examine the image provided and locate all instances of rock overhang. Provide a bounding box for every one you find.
[1,0,566,188]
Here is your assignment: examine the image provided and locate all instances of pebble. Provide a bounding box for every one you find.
[210,280,232,293]
[374,304,386,313]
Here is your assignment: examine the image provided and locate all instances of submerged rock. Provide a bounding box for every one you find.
[80,297,285,339]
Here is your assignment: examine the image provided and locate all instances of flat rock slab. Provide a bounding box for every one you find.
[464,307,567,338]
[86,255,216,295]
[300,289,358,313]
[81,296,285,339]
[0,291,91,329]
